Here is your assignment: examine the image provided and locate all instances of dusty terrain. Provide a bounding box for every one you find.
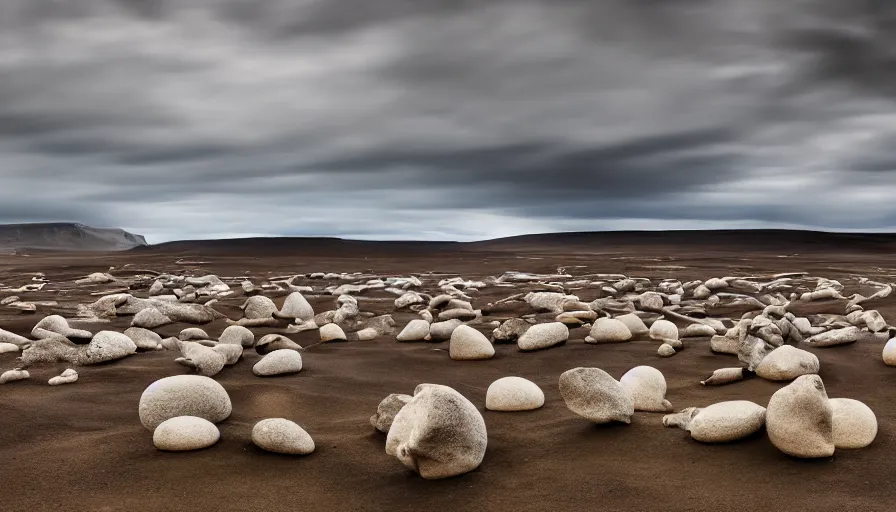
[1,231,895,512]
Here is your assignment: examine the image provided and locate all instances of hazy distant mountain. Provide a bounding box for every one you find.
[0,223,148,252]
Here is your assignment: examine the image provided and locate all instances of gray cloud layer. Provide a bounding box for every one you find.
[2,0,895,242]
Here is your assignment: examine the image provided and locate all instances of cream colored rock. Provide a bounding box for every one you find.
[178,328,210,341]
[218,325,255,347]
[587,318,632,343]
[255,334,302,354]
[252,418,315,455]
[657,344,676,357]
[0,342,19,354]
[664,401,766,443]
[882,338,896,366]
[682,324,716,338]
[354,327,378,341]
[253,349,303,376]
[386,384,487,479]
[80,331,137,365]
[830,398,877,449]
[48,368,78,386]
[153,416,220,451]
[131,308,173,329]
[397,320,431,342]
[0,328,31,348]
[619,366,672,412]
[138,375,232,430]
[0,369,29,384]
[491,318,531,342]
[700,367,745,386]
[371,394,413,433]
[485,377,545,411]
[277,292,315,321]
[766,375,834,458]
[649,320,678,341]
[615,313,649,336]
[449,325,494,360]
[755,345,819,381]
[517,322,569,351]
[803,326,860,347]
[32,315,92,340]
[123,327,163,351]
[559,367,634,424]
[242,296,278,319]
[320,323,347,342]
[176,340,226,377]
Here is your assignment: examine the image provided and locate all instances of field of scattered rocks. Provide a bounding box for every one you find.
[1,235,895,511]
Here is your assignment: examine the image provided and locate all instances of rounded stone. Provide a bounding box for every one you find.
[219,325,255,347]
[396,319,431,342]
[252,418,315,455]
[615,313,649,336]
[766,375,834,458]
[139,375,232,430]
[587,318,633,343]
[253,349,303,376]
[619,366,672,412]
[153,416,220,452]
[755,345,819,381]
[830,398,877,449]
[559,367,634,424]
[687,401,767,443]
[449,325,495,361]
[80,331,137,365]
[517,322,569,351]
[320,323,347,342]
[657,344,676,357]
[649,320,679,341]
[370,394,413,433]
[485,377,545,412]
[883,338,896,366]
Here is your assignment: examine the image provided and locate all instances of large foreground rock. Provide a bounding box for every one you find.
[766,375,834,458]
[371,394,413,433]
[517,322,569,351]
[252,418,315,455]
[664,401,766,443]
[830,398,877,449]
[485,377,545,411]
[755,345,820,381]
[559,367,634,424]
[619,366,672,412]
[153,416,220,451]
[139,375,232,430]
[386,384,487,479]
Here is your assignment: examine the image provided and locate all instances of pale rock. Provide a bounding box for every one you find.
[830,398,877,449]
[176,340,226,377]
[649,319,678,341]
[354,327,378,341]
[386,384,487,479]
[0,369,29,384]
[0,342,20,354]
[370,394,413,433]
[862,310,887,333]
[587,318,633,343]
[517,322,569,351]
[218,325,255,347]
[80,331,137,365]
[614,313,649,336]
[449,325,494,360]
[242,296,279,319]
[255,334,303,355]
[212,344,243,365]
[48,368,78,386]
[766,375,834,458]
[320,323,347,342]
[139,375,232,430]
[639,292,664,311]
[124,327,163,351]
[803,326,860,347]
[755,345,819,381]
[657,344,676,357]
[32,315,92,340]
[485,377,545,411]
[491,318,530,343]
[700,367,745,386]
[253,349,303,376]
[0,328,31,347]
[619,366,672,412]
[883,337,896,366]
[664,401,766,443]
[276,292,315,321]
[252,418,315,454]
[153,416,220,451]
[559,367,634,424]
[179,328,210,341]
[397,320,431,342]
[132,308,173,329]
[682,324,717,338]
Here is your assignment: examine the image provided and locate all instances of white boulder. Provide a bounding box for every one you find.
[649,319,678,341]
[664,401,766,443]
[449,325,494,361]
[371,393,413,433]
[138,375,232,430]
[830,398,877,449]
[153,416,220,451]
[252,418,315,455]
[253,349,303,376]
[559,367,634,424]
[517,322,569,351]
[619,366,672,412]
[587,318,632,343]
[397,320,431,342]
[755,345,819,381]
[766,375,834,458]
[80,331,137,365]
[48,368,78,386]
[485,377,545,411]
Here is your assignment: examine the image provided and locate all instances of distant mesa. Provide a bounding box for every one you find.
[0,222,147,252]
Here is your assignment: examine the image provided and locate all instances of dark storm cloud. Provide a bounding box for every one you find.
[1,0,896,243]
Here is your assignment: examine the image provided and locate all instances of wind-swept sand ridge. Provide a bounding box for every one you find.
[1,231,895,511]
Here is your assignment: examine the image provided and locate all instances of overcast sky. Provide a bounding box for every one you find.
[2,1,895,243]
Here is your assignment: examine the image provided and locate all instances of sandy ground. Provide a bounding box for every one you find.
[1,232,895,511]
